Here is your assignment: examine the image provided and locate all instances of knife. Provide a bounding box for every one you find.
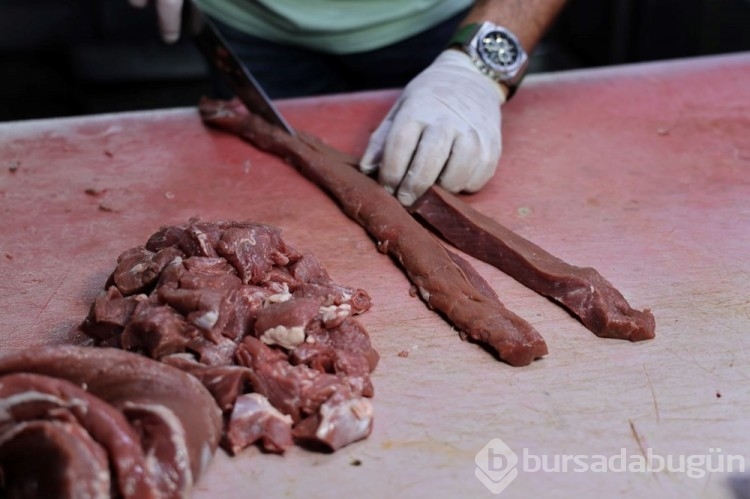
[184,1,295,135]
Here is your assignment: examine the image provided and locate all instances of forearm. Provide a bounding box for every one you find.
[461,0,568,54]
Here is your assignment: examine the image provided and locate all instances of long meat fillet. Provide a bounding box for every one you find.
[410,186,655,341]
[199,98,548,367]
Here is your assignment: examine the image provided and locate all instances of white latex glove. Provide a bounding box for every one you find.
[129,0,184,43]
[359,49,505,206]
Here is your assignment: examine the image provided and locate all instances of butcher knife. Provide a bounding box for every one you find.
[183,1,295,135]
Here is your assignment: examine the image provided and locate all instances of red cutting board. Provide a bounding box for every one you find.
[1,53,749,498]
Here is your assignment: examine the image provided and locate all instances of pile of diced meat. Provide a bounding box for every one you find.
[81,219,379,453]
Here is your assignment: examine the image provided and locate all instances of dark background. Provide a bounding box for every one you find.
[1,0,748,122]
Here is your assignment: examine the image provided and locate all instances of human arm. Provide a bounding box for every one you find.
[359,0,568,205]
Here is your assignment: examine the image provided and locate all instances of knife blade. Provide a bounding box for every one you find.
[184,1,295,135]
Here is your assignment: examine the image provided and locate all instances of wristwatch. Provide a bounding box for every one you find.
[449,21,529,99]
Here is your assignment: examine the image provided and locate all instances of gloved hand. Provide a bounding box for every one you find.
[359,49,505,206]
[129,0,184,43]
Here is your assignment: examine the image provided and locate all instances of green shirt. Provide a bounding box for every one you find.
[196,0,474,54]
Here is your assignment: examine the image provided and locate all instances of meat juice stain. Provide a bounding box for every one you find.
[516,206,532,218]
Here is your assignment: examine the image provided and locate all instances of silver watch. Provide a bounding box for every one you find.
[449,21,529,99]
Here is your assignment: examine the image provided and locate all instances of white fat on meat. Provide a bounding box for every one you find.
[128,262,148,274]
[260,325,306,350]
[264,282,292,307]
[232,393,292,425]
[319,303,351,327]
[0,391,87,422]
[315,397,373,450]
[191,228,213,255]
[192,310,219,330]
[120,401,193,497]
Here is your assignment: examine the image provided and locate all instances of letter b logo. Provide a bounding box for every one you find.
[475,438,519,494]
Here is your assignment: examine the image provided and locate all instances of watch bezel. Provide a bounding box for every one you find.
[476,28,525,75]
[458,22,529,87]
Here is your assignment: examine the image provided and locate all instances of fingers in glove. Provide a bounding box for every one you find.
[437,129,480,194]
[157,0,184,43]
[394,126,454,206]
[438,121,503,194]
[359,118,392,175]
[464,135,502,192]
[360,99,406,175]
[378,119,423,197]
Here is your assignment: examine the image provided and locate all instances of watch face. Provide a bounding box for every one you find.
[477,30,520,70]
